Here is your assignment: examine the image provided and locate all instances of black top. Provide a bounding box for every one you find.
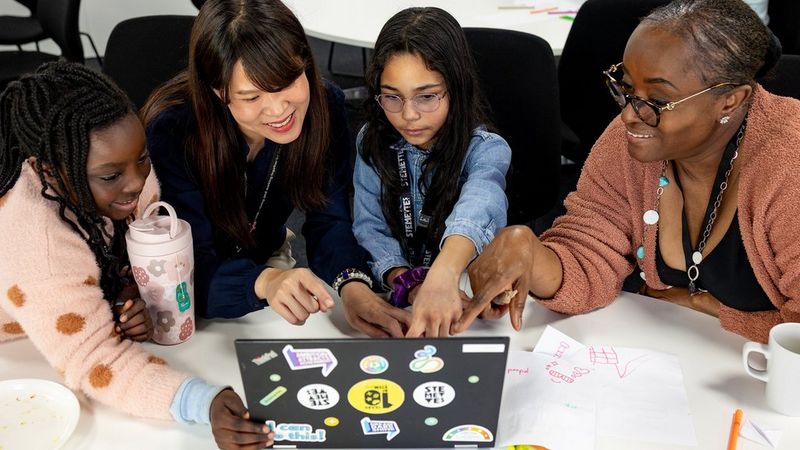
[146,82,371,319]
[655,215,774,311]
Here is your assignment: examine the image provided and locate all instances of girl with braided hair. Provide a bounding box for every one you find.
[0,61,273,450]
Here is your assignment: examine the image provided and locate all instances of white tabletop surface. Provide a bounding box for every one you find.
[281,0,582,56]
[1,291,798,450]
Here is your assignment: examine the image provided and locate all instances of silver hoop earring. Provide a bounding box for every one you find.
[719,116,730,124]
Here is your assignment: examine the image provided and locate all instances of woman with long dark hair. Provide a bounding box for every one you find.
[144,0,408,336]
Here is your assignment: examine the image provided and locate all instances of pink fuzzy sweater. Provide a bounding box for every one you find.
[0,162,188,419]
[540,86,800,343]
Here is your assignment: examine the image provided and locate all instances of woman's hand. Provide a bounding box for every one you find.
[209,389,274,450]
[405,266,465,337]
[340,282,411,337]
[255,268,334,325]
[113,298,153,342]
[454,226,540,334]
[642,285,722,317]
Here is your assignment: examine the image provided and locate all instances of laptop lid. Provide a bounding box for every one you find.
[235,337,509,448]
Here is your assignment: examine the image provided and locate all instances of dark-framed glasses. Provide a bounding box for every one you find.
[375,92,447,113]
[603,62,737,127]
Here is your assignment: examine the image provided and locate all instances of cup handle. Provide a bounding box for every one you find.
[141,201,180,239]
[742,341,770,382]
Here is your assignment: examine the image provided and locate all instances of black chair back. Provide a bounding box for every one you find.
[768,0,800,55]
[558,0,671,165]
[464,28,561,225]
[103,15,195,109]
[760,54,800,100]
[36,0,83,63]
[17,0,38,14]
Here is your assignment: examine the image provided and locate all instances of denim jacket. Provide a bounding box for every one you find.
[353,125,512,285]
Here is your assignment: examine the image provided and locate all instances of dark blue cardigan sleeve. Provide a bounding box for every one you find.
[303,86,373,285]
[146,110,266,319]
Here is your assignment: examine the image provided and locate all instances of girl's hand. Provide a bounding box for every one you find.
[340,282,412,337]
[210,389,274,450]
[256,268,334,325]
[642,285,721,317]
[113,298,153,342]
[405,268,465,337]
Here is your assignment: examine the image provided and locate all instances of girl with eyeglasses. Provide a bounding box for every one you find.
[456,0,800,344]
[143,0,406,338]
[353,7,512,337]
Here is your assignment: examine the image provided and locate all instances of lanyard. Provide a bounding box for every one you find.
[396,149,437,267]
[235,145,282,254]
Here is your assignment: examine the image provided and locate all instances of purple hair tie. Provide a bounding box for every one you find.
[389,267,429,308]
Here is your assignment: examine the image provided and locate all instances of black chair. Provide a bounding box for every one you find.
[0,0,46,50]
[558,0,671,165]
[0,0,84,89]
[464,28,561,226]
[191,0,206,9]
[768,0,800,55]
[760,54,800,101]
[103,16,195,109]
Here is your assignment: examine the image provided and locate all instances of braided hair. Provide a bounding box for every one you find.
[0,61,136,301]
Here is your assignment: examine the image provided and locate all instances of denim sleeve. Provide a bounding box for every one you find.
[146,110,267,319]
[303,84,372,285]
[352,126,410,286]
[169,377,228,425]
[441,131,511,254]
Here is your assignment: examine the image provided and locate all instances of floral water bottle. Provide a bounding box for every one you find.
[125,201,194,345]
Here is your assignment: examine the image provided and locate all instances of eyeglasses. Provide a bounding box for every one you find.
[374,92,447,113]
[603,62,737,127]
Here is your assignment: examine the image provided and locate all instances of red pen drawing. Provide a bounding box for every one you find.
[506,367,530,376]
[589,346,648,379]
[544,341,593,384]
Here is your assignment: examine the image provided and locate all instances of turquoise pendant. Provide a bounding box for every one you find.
[659,176,669,187]
[636,246,645,259]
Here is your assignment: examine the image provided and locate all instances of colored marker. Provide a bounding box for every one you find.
[727,409,743,450]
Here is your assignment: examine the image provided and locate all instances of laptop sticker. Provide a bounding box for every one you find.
[260,386,287,406]
[282,344,338,377]
[442,425,494,442]
[269,374,281,382]
[424,417,439,426]
[324,417,340,427]
[413,381,456,408]
[359,355,389,375]
[408,345,444,374]
[265,421,327,443]
[347,378,405,414]
[360,417,400,441]
[252,350,278,366]
[297,383,340,410]
[468,375,480,384]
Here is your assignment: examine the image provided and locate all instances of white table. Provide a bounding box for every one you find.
[282,0,583,56]
[1,292,798,450]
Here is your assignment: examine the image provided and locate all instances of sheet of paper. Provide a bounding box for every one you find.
[532,326,697,446]
[740,418,783,448]
[497,350,597,450]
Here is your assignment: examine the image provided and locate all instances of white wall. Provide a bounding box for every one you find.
[0,0,197,56]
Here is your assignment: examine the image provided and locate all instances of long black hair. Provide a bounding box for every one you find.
[360,7,490,255]
[143,0,329,249]
[0,61,136,301]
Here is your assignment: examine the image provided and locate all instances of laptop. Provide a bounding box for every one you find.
[235,337,509,448]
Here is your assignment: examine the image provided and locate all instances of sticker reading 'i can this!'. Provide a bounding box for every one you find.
[442,424,494,442]
[360,417,400,441]
[297,383,340,410]
[265,421,327,443]
[347,378,404,414]
[282,344,338,377]
[409,345,444,374]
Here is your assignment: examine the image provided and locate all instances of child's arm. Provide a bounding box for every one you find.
[406,235,475,337]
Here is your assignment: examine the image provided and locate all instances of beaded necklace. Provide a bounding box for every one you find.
[235,145,282,254]
[639,119,746,295]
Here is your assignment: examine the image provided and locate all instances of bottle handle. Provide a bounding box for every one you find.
[141,201,180,239]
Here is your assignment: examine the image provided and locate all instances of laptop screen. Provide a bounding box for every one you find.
[235,337,509,448]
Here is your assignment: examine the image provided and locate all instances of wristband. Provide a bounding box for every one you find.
[389,267,429,308]
[331,268,373,295]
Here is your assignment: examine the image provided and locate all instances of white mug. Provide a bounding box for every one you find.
[742,322,800,416]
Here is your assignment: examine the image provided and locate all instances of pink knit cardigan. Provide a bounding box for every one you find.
[0,163,188,420]
[539,86,800,343]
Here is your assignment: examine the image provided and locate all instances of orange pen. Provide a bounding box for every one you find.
[727,409,744,450]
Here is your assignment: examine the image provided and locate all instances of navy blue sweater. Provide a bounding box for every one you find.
[146,84,371,319]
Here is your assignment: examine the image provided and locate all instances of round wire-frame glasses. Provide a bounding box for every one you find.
[374,92,447,113]
[603,62,737,127]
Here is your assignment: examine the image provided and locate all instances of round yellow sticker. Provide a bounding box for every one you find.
[347,378,405,414]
